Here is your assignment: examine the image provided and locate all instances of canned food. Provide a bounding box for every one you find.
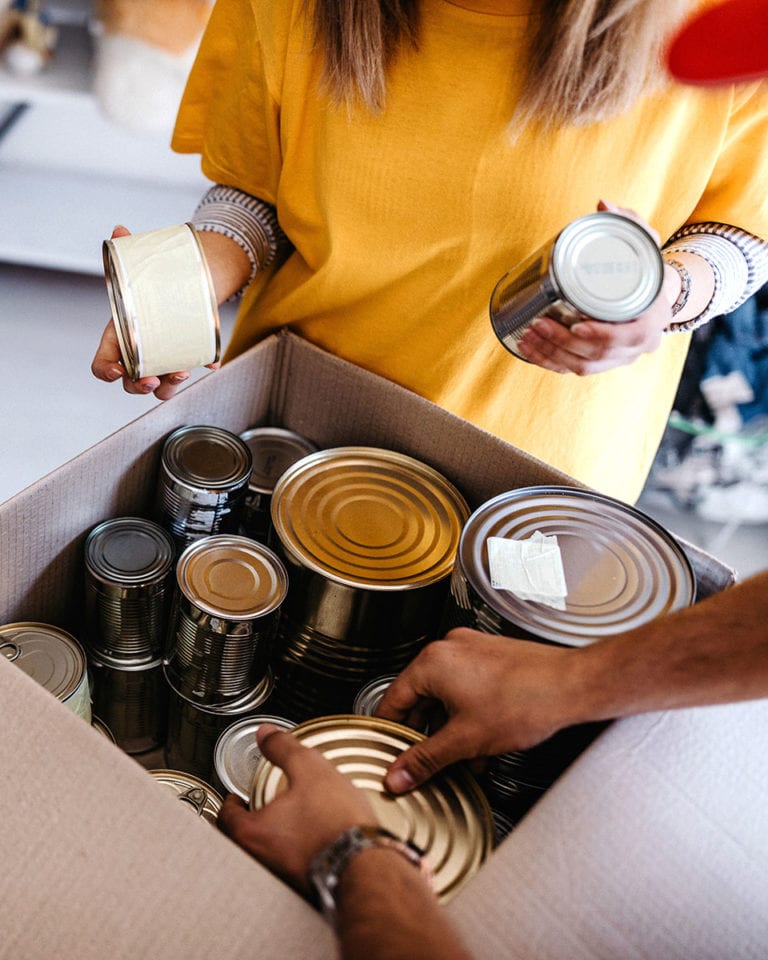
[103,223,220,381]
[164,669,275,782]
[490,212,663,359]
[250,715,494,902]
[148,769,223,825]
[165,535,288,705]
[89,653,168,754]
[155,425,253,551]
[268,447,469,721]
[0,622,91,722]
[213,715,296,801]
[238,426,318,545]
[84,517,176,662]
[352,674,399,717]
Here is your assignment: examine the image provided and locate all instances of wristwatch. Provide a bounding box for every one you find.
[308,825,429,927]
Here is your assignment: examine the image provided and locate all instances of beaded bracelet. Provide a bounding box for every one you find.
[663,257,692,317]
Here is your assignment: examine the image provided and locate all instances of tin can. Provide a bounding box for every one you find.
[84,516,176,662]
[250,715,494,903]
[164,669,275,782]
[164,535,288,706]
[89,653,168,754]
[238,426,318,545]
[267,447,469,721]
[0,622,91,722]
[148,769,223,825]
[91,715,117,744]
[213,714,296,802]
[102,223,220,381]
[352,674,399,717]
[155,425,253,551]
[490,212,663,359]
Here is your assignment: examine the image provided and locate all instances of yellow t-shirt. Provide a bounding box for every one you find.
[172,0,768,502]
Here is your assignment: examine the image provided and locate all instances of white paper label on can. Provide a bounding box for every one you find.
[487,532,567,609]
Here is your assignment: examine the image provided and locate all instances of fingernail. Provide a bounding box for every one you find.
[386,767,415,794]
[169,374,189,385]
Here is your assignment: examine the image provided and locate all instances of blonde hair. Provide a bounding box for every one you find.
[309,0,691,124]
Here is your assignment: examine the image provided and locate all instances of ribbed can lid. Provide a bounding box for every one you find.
[271,447,469,589]
[214,715,296,802]
[85,517,175,586]
[176,535,288,619]
[148,769,223,824]
[352,675,398,717]
[0,622,87,701]
[458,486,696,646]
[552,212,663,321]
[249,714,494,902]
[161,425,252,491]
[240,427,318,494]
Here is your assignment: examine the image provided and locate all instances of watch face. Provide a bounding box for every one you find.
[250,715,494,902]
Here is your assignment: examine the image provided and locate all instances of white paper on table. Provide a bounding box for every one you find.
[487,531,568,610]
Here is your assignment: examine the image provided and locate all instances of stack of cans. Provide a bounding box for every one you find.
[266,447,469,721]
[84,517,176,753]
[163,534,289,781]
[444,484,696,831]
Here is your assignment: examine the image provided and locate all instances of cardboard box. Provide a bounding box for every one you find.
[2,332,765,959]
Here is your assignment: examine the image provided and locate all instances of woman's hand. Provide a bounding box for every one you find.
[515,200,680,375]
[217,724,380,896]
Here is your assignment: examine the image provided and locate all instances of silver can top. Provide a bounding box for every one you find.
[458,486,695,646]
[161,425,253,492]
[85,516,176,586]
[552,212,663,321]
[352,675,398,717]
[0,622,88,701]
[214,715,296,802]
[239,426,318,494]
[176,535,288,620]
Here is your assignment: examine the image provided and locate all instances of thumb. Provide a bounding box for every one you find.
[384,725,472,794]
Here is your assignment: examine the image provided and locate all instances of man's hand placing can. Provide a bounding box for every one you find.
[515,200,683,376]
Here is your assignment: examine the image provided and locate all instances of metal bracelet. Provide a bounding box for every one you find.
[663,256,692,317]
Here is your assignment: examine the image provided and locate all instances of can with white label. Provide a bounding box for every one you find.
[490,212,663,359]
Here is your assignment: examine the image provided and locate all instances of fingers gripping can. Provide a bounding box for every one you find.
[490,212,663,359]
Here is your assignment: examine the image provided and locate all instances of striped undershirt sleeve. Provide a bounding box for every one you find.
[190,185,291,298]
[662,221,768,332]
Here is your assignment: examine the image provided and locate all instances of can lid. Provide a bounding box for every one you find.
[214,715,296,802]
[0,622,87,701]
[271,447,469,588]
[249,714,493,902]
[148,769,223,824]
[161,425,252,490]
[552,212,663,321]
[176,535,288,619]
[85,517,175,585]
[458,486,696,645]
[352,675,399,717]
[239,427,318,494]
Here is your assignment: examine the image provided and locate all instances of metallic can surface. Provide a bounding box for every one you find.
[213,715,296,801]
[102,223,220,381]
[165,535,288,705]
[249,715,494,902]
[449,485,696,647]
[148,769,223,825]
[84,517,176,662]
[155,425,253,551]
[239,426,318,545]
[0,622,91,722]
[164,669,275,782]
[490,212,663,359]
[89,654,168,754]
[91,715,117,744]
[268,447,469,720]
[352,675,399,717]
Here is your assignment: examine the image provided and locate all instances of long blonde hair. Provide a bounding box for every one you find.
[309,0,691,125]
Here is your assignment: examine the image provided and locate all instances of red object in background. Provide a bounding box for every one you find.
[667,0,768,84]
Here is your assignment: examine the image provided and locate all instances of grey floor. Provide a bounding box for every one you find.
[1,260,766,579]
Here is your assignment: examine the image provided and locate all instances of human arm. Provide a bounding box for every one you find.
[378,571,768,794]
[217,725,471,960]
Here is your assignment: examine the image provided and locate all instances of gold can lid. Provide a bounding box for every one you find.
[271,447,469,588]
[148,769,223,825]
[249,715,493,902]
[176,535,288,619]
[0,622,87,702]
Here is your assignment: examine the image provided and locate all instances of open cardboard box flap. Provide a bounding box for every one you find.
[3,332,765,960]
